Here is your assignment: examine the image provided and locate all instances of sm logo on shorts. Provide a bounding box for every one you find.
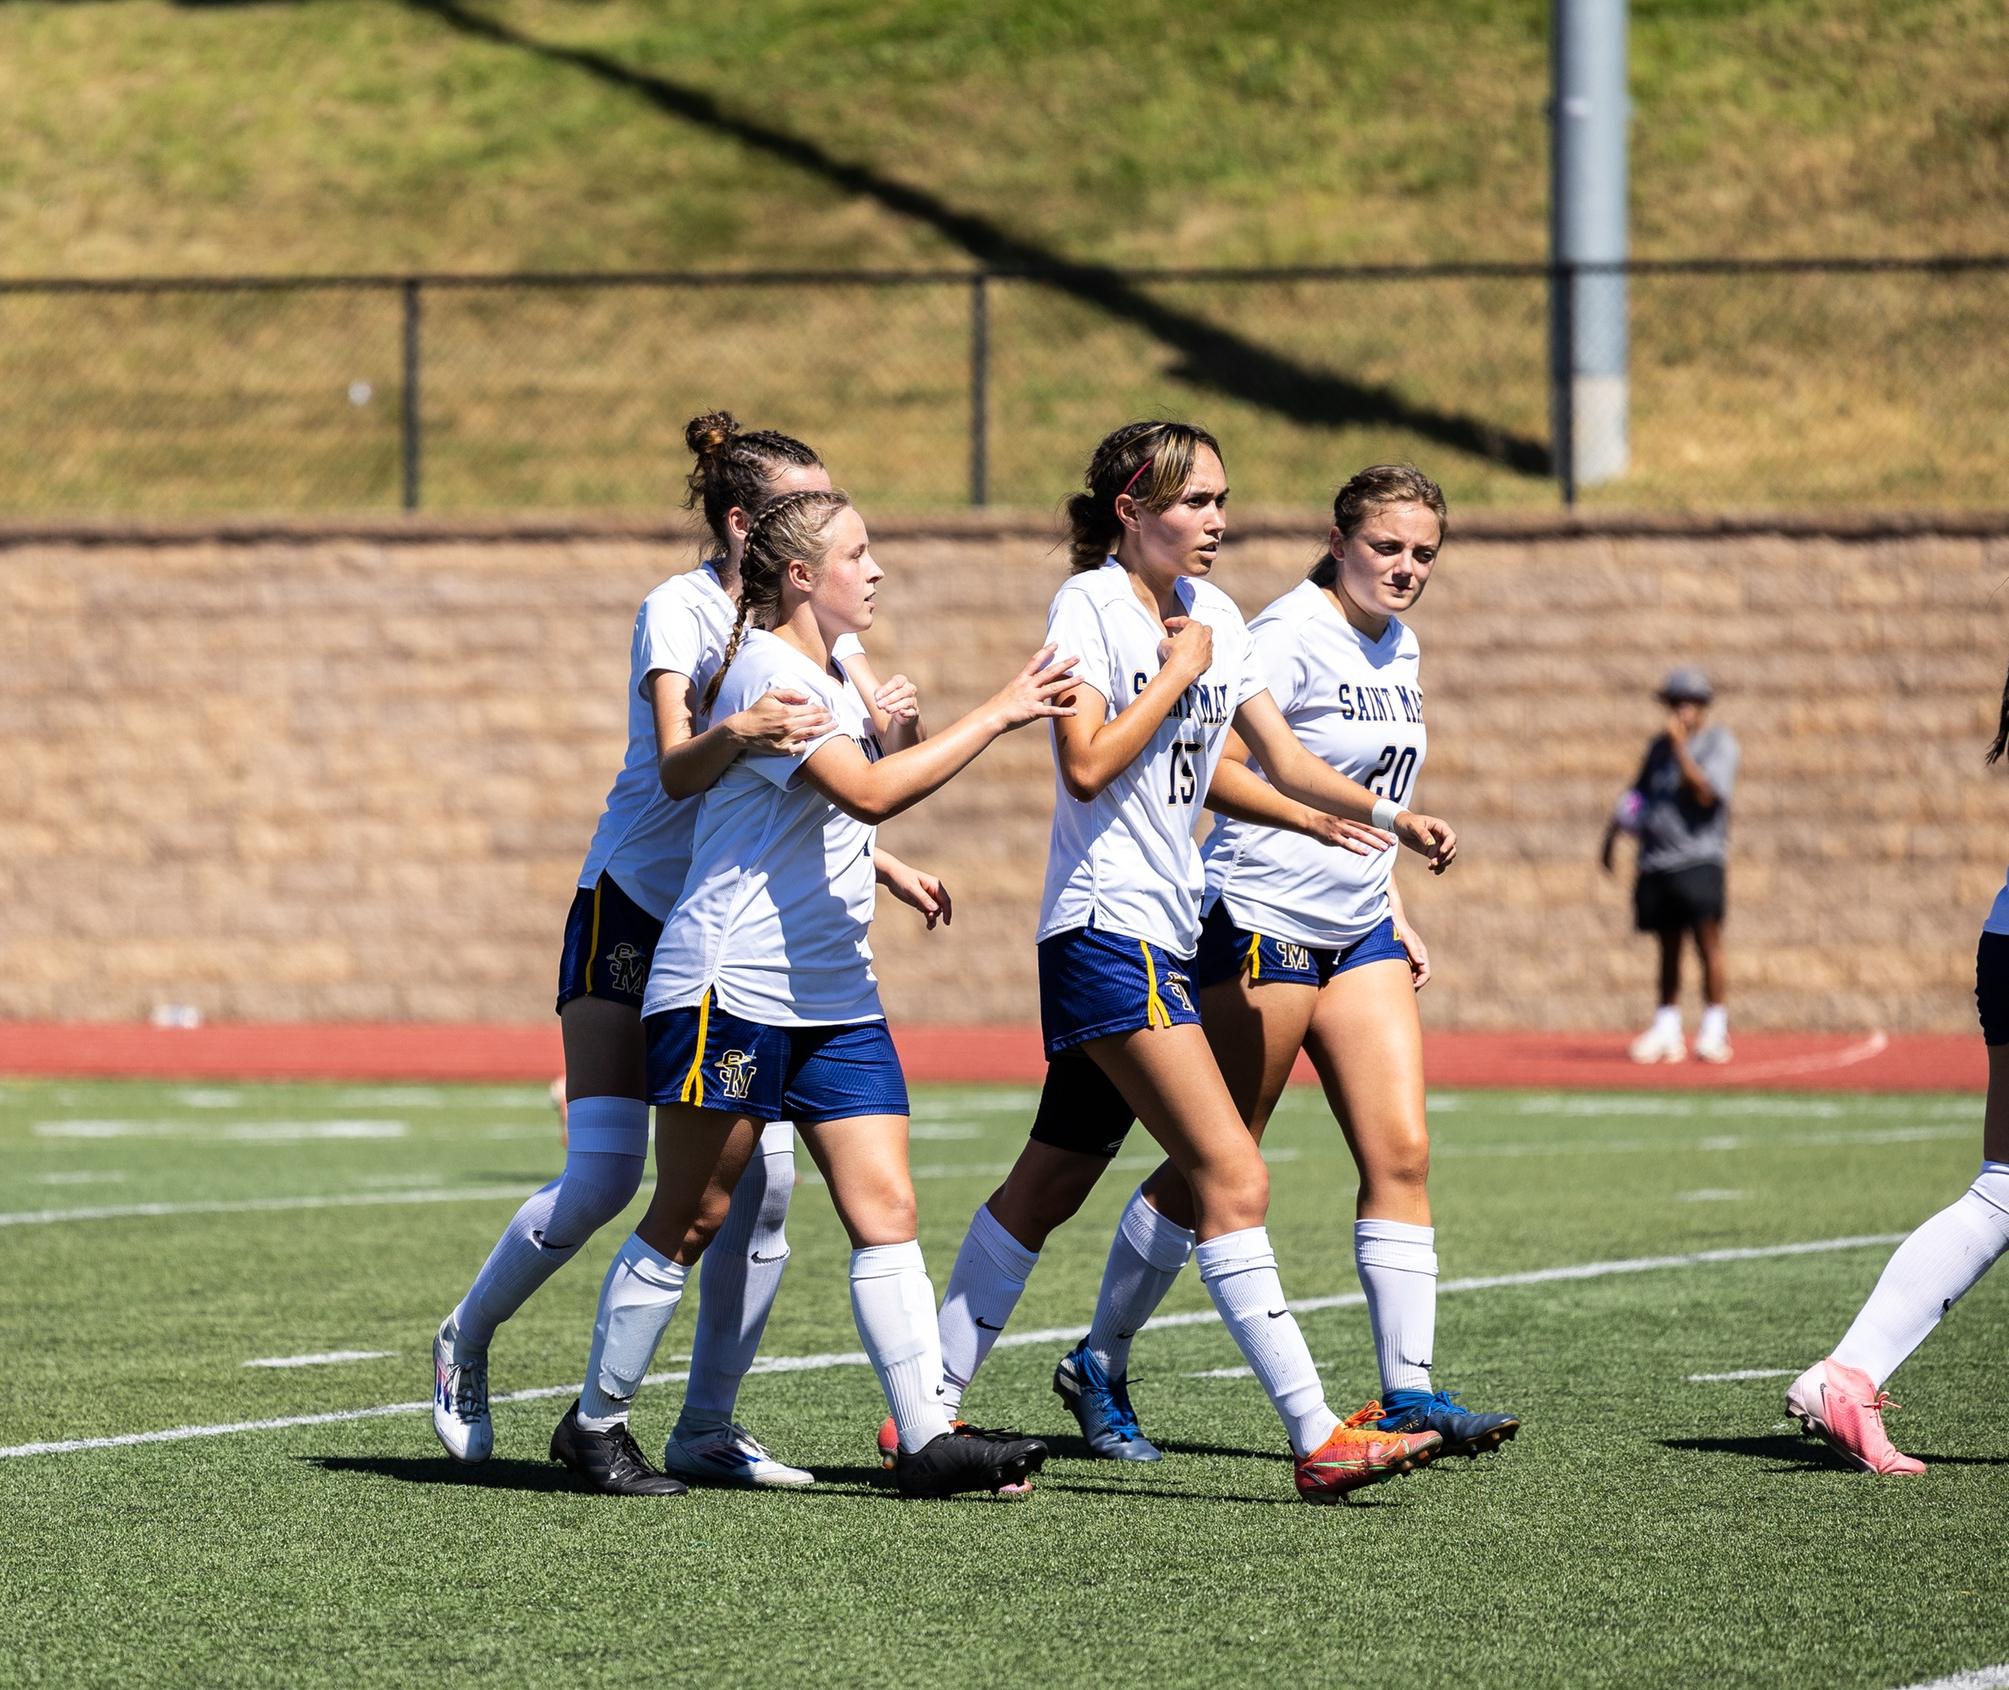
[602,942,647,997]
[714,1049,758,1101]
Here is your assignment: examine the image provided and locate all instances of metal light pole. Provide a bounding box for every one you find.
[1550,0,1630,499]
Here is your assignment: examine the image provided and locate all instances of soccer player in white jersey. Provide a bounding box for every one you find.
[918,421,1460,1503]
[550,487,1079,1500]
[1072,464,1518,1462]
[1785,667,2009,1474]
[432,414,948,1489]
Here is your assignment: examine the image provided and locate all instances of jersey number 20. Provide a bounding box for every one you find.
[1367,744,1418,803]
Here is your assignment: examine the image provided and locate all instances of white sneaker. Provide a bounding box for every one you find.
[431,1316,493,1463]
[663,1422,815,1488]
[1693,1033,1733,1064]
[1628,1025,1686,1064]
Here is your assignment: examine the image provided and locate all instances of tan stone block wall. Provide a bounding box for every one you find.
[2,511,2003,1031]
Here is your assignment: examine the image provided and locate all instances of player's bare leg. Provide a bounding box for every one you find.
[1083,1024,1437,1495]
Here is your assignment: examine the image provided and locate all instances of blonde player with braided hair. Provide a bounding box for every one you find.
[433,414,944,1489]
[916,420,1459,1503]
[552,487,1083,1500]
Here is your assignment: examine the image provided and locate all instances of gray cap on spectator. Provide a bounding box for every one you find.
[1658,665,1714,704]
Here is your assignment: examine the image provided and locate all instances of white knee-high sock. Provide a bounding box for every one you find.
[1354,1218,1439,1397]
[678,1120,797,1433]
[1086,1187,1195,1379]
[851,1240,955,1454]
[937,1203,1038,1413]
[1194,1227,1339,1458]
[1832,1162,2009,1388]
[450,1096,649,1354]
[576,1232,689,1430]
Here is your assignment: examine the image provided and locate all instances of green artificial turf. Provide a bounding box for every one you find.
[3,1078,2006,1687]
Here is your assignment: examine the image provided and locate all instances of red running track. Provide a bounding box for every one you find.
[0,1022,1983,1092]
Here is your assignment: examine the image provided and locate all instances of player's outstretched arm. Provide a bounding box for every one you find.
[799,645,1077,825]
[1233,689,1458,873]
[653,671,835,799]
[1204,746,1391,857]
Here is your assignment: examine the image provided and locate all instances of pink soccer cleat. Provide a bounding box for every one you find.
[1785,1357,1926,1476]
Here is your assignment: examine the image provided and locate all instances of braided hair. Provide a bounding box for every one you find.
[1061,420,1223,574]
[683,410,823,556]
[701,488,854,715]
[1310,464,1448,587]
[1989,663,2009,766]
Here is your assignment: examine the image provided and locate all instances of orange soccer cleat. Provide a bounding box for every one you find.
[1293,1402,1443,1504]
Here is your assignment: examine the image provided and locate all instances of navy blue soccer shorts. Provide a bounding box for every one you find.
[1191,903,1408,992]
[555,873,663,1013]
[643,993,909,1124]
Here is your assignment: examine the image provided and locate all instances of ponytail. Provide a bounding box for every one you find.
[1988,662,2009,766]
[682,409,822,555]
[700,487,852,715]
[1062,420,1222,574]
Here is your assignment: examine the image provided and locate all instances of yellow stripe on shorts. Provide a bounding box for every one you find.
[585,881,604,994]
[1139,941,1173,1030]
[679,988,713,1107]
[1246,931,1263,981]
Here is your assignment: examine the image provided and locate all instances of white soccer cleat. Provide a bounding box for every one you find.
[663,1422,815,1488]
[1628,1024,1686,1064]
[432,1315,493,1464]
[1693,1032,1733,1064]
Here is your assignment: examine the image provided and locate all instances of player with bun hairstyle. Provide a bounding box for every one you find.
[909,421,1460,1503]
[433,413,946,1487]
[1784,667,2009,1474]
[550,487,1080,1500]
[1068,464,1519,1462]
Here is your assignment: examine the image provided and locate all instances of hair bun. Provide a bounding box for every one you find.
[683,410,740,458]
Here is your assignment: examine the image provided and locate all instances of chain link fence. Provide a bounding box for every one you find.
[0,256,2000,515]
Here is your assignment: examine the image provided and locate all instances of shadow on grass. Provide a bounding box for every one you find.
[396,0,1552,477]
[1659,1435,2009,1471]
[303,1454,584,1493]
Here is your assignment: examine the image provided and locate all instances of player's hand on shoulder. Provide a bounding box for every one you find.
[1395,810,1458,874]
[731,687,835,753]
[1156,615,1212,682]
[990,644,1080,730]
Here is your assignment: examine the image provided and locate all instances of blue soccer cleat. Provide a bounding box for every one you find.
[1053,1341,1162,1462]
[1376,1388,1520,1458]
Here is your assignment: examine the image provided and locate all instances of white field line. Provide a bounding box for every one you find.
[32,1120,408,1142]
[1439,1123,1972,1162]
[1892,1668,2009,1690]
[0,1185,532,1229]
[1687,1368,1795,1382]
[28,1171,128,1186]
[0,1230,1906,1461]
[1723,1028,1890,1081]
[244,1351,396,1369]
[1674,1190,1749,1202]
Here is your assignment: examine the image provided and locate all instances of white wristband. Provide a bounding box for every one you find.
[1370,797,1403,831]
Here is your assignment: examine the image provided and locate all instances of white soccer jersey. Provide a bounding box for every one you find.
[643,630,885,1027]
[1037,560,1269,957]
[1202,579,1426,949]
[1986,867,2009,937]
[575,559,860,919]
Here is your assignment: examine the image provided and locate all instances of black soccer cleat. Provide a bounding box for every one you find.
[550,1400,689,1497]
[892,1424,1048,1501]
